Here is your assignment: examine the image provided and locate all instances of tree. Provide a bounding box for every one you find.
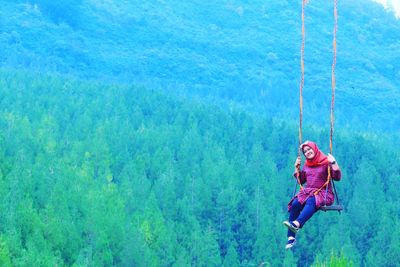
[0,237,12,267]
[223,243,240,267]
[35,0,84,27]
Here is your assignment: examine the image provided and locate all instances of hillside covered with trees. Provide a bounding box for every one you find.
[0,70,398,266]
[0,0,399,266]
[1,0,400,132]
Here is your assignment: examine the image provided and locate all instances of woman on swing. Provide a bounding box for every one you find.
[283,140,341,249]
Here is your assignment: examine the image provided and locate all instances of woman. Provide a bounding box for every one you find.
[283,140,341,249]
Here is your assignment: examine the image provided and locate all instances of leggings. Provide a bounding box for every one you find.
[287,196,317,238]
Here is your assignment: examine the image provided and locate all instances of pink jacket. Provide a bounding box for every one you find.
[288,164,341,210]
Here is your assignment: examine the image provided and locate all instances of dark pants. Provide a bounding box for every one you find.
[287,196,317,238]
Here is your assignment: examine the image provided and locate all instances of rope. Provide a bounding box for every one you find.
[330,0,338,155]
[314,167,331,196]
[297,0,339,199]
[298,0,306,151]
[315,0,338,199]
[295,0,308,191]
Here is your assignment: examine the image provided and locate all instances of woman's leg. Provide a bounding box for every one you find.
[287,198,303,238]
[295,196,317,227]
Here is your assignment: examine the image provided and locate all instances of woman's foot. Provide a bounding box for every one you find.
[285,237,296,249]
[283,220,300,233]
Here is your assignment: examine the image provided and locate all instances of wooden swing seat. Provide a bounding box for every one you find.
[320,204,343,212]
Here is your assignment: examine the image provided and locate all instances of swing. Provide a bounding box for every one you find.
[294,0,343,213]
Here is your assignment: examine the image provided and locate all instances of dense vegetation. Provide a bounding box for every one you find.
[0,0,399,265]
[0,70,398,266]
[1,0,400,132]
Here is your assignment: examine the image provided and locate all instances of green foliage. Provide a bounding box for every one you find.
[1,0,399,132]
[312,251,354,267]
[0,237,12,267]
[0,69,398,265]
[223,244,240,267]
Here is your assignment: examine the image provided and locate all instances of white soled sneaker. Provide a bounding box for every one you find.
[285,238,296,249]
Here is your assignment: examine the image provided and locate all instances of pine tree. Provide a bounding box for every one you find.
[222,244,240,267]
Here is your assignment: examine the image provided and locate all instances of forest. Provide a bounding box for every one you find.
[0,70,398,266]
[1,0,400,266]
[1,0,400,132]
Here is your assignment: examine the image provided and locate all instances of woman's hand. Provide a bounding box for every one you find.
[327,153,336,164]
[294,156,301,172]
[328,153,339,170]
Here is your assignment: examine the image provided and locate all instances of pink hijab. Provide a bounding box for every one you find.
[301,141,329,167]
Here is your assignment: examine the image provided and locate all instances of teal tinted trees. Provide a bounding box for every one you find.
[35,0,84,27]
[0,70,398,265]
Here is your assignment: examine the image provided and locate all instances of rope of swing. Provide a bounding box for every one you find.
[294,0,307,192]
[315,0,338,197]
[295,0,339,197]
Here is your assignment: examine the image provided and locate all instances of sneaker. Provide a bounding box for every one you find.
[283,221,299,233]
[285,238,296,249]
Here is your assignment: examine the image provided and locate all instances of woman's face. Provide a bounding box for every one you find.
[302,145,315,160]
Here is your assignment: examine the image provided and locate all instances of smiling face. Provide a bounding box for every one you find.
[302,145,315,160]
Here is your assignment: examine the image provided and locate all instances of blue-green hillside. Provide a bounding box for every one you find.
[1,0,399,132]
[0,70,399,266]
[0,0,399,266]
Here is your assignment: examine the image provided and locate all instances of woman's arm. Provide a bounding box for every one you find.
[293,157,307,184]
[328,154,341,181]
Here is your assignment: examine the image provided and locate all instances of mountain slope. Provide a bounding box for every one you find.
[1,0,399,132]
[0,70,399,266]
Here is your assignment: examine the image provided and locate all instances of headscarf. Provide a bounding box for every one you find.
[301,141,329,167]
